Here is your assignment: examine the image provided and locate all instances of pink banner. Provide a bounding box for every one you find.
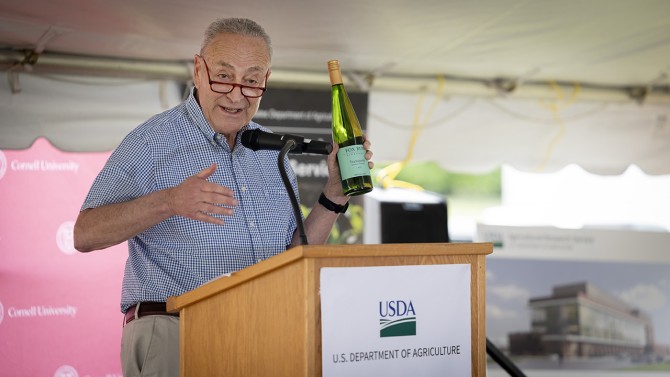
[0,138,126,377]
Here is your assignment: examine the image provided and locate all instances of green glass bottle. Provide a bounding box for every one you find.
[328,60,372,196]
[328,60,373,196]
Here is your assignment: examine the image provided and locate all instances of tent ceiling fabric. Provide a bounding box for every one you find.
[1,0,670,175]
[369,91,670,175]
[1,0,670,90]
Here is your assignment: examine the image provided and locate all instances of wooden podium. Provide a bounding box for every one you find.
[166,242,492,376]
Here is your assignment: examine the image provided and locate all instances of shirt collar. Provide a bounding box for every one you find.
[185,87,217,144]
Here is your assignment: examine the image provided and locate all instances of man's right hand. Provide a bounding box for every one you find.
[167,163,238,225]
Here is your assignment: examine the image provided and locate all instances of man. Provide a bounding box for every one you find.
[74,18,372,377]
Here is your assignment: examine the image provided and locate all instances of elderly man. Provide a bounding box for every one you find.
[74,17,372,377]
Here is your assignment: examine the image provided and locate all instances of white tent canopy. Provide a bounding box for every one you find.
[1,0,670,174]
[369,90,670,175]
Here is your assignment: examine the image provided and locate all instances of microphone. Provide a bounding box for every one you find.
[240,129,333,155]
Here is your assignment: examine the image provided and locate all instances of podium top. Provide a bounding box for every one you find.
[167,242,492,312]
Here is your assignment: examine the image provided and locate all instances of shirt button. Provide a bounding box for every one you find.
[241,186,247,193]
[249,221,255,228]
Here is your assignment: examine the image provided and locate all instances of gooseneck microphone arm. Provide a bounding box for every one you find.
[277,139,309,246]
[241,128,332,155]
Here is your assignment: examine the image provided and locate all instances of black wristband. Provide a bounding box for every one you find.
[318,193,349,214]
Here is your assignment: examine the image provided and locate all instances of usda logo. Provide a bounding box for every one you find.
[379,300,416,337]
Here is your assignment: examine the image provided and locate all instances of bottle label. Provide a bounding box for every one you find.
[337,145,370,180]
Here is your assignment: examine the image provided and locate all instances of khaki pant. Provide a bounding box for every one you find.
[121,315,180,377]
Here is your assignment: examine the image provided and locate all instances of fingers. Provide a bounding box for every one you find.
[168,165,239,224]
[194,164,238,208]
[199,189,239,211]
[193,184,238,223]
[363,137,374,169]
[196,202,235,225]
[190,211,226,226]
[184,198,235,226]
[200,180,237,201]
[196,163,217,179]
[330,140,339,153]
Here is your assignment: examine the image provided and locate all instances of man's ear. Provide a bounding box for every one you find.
[192,55,201,89]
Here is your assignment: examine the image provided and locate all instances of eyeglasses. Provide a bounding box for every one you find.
[198,55,268,98]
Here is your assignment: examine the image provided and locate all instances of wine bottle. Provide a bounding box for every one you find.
[328,60,373,196]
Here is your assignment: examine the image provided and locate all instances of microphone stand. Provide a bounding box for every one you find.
[277,139,308,245]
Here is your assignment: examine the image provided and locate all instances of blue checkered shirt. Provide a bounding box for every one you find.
[81,89,299,313]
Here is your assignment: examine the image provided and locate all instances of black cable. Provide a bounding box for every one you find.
[486,338,527,377]
[277,139,308,245]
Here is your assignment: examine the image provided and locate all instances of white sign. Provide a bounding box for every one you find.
[320,264,472,377]
[476,223,670,263]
